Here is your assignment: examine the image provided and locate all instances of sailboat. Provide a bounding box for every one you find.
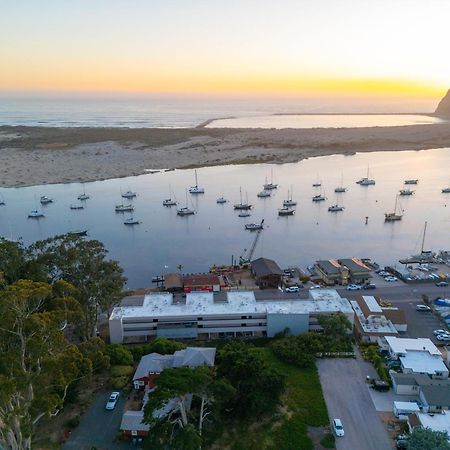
[328,195,344,212]
[28,209,45,218]
[283,187,297,206]
[399,188,414,196]
[124,217,141,225]
[188,170,205,194]
[312,175,321,187]
[163,186,177,206]
[0,193,5,206]
[245,219,264,231]
[312,186,326,202]
[177,190,195,216]
[385,195,403,221]
[404,179,418,185]
[278,207,295,216]
[70,204,84,210]
[263,169,278,190]
[238,211,251,217]
[234,188,252,210]
[115,204,134,212]
[356,165,376,185]
[334,174,347,193]
[78,183,90,201]
[442,181,450,193]
[216,196,228,204]
[257,189,271,198]
[122,189,137,199]
[40,195,53,204]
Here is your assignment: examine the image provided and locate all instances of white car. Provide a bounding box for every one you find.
[437,334,450,342]
[347,284,362,291]
[309,285,322,290]
[332,418,345,437]
[105,392,120,410]
[285,286,300,293]
[415,305,431,312]
[433,329,449,336]
[384,276,398,282]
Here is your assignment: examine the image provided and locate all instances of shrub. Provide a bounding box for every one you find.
[65,416,80,429]
[111,376,129,390]
[106,344,133,366]
[128,338,186,362]
[110,365,134,377]
[320,433,335,448]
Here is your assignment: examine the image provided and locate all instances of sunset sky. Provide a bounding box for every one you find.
[1,0,449,99]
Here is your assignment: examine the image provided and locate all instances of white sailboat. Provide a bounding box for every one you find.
[245,219,264,230]
[356,165,375,185]
[442,181,450,193]
[385,195,403,221]
[216,196,227,204]
[312,186,326,202]
[257,190,271,198]
[78,183,90,201]
[328,195,344,212]
[278,207,295,216]
[283,187,297,207]
[263,169,278,190]
[189,170,205,194]
[163,185,177,206]
[234,187,252,210]
[124,217,141,225]
[122,189,137,199]
[28,209,45,218]
[399,188,414,196]
[334,173,347,193]
[177,190,195,216]
[40,195,53,204]
[115,204,134,212]
[404,179,418,185]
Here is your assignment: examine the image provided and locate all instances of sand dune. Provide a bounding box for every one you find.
[1,122,450,187]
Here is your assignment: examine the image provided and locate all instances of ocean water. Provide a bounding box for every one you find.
[1,148,449,288]
[0,96,441,128]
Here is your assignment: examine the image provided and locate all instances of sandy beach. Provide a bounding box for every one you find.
[1,122,450,187]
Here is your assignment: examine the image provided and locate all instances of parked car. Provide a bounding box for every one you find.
[433,329,449,336]
[396,438,408,449]
[285,286,300,293]
[371,379,390,391]
[436,334,450,342]
[436,281,449,287]
[415,304,431,311]
[309,285,322,290]
[347,284,362,291]
[363,283,377,290]
[105,392,120,410]
[384,276,398,282]
[332,418,345,437]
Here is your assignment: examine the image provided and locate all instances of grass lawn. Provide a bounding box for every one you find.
[209,348,330,450]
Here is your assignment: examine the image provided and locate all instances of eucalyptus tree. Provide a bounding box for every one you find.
[0,280,90,450]
[28,234,126,340]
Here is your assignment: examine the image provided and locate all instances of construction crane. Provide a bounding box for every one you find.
[239,223,263,265]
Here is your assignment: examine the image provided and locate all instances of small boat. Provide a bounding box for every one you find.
[0,193,5,206]
[177,190,195,216]
[312,182,321,187]
[245,220,264,231]
[328,205,344,212]
[442,182,450,193]
[356,165,375,185]
[188,170,205,194]
[124,217,141,225]
[263,169,278,190]
[164,168,175,172]
[404,179,418,185]
[122,190,137,199]
[238,211,251,217]
[334,173,347,193]
[216,197,228,204]
[385,195,403,222]
[115,204,134,212]
[68,230,88,236]
[278,207,295,216]
[163,198,177,206]
[283,187,297,206]
[70,204,84,210]
[399,189,414,196]
[147,169,160,174]
[78,184,90,201]
[257,190,271,198]
[28,209,45,218]
[40,195,53,204]
[234,188,252,210]
[312,194,326,202]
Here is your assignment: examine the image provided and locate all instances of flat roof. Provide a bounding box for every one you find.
[183,274,220,286]
[362,296,383,313]
[417,411,450,437]
[393,401,420,412]
[351,300,398,335]
[110,289,353,320]
[385,336,441,356]
[400,351,448,376]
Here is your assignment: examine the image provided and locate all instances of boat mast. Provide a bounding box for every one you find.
[195,170,198,188]
[421,221,428,254]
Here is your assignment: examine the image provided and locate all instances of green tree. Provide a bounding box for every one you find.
[0,280,91,450]
[407,427,450,450]
[217,341,285,418]
[0,238,26,285]
[317,312,352,341]
[143,366,234,449]
[28,234,126,340]
[106,344,134,366]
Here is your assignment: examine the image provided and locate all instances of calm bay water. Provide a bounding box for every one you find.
[1,148,449,288]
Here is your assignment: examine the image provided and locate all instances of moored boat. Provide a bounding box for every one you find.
[278,207,295,216]
[122,190,137,199]
[124,217,141,225]
[216,197,228,204]
[115,204,134,212]
[40,195,53,204]
[399,189,414,196]
[70,204,84,210]
[245,220,264,231]
[28,209,45,218]
[189,170,205,194]
[404,179,418,185]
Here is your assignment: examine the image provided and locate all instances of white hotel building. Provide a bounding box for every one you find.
[109,289,354,343]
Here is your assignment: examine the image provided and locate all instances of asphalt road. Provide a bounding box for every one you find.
[317,355,394,450]
[63,391,131,450]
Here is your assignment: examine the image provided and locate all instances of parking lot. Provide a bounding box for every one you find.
[63,391,132,450]
[317,354,393,450]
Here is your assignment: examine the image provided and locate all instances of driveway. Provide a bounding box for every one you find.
[63,391,133,450]
[317,354,393,450]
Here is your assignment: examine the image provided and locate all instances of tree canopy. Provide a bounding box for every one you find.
[0,280,91,450]
[407,427,450,450]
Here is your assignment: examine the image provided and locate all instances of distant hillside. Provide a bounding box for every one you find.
[435,89,450,116]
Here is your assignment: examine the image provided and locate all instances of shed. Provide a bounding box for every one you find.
[393,401,420,418]
[250,257,283,288]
